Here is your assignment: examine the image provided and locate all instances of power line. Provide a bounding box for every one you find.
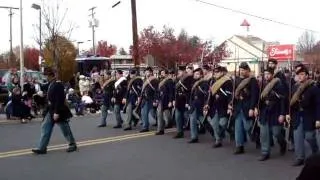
[195,0,319,33]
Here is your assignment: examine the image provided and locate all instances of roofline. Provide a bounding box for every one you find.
[233,35,265,53]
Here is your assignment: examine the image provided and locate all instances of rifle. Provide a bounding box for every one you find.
[122,76,142,113]
[250,53,264,146]
[132,76,158,120]
[201,83,214,137]
[226,62,237,136]
[286,60,293,143]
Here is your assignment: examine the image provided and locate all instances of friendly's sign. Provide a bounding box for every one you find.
[267,44,295,61]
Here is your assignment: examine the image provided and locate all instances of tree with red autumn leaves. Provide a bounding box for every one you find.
[11,46,40,70]
[24,47,40,70]
[91,41,117,57]
[136,25,228,69]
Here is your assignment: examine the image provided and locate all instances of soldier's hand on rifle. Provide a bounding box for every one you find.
[168,102,172,108]
[215,94,220,100]
[249,109,254,117]
[278,115,285,124]
[122,98,126,105]
[111,98,116,103]
[203,109,208,116]
[227,105,233,115]
[254,108,259,117]
[185,104,190,110]
[315,121,320,129]
[53,113,59,121]
[172,101,175,107]
[204,104,209,111]
[153,101,158,107]
[285,115,291,123]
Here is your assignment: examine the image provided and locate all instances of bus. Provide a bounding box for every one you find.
[76,56,111,76]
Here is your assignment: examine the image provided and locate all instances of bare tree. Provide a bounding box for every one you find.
[297,31,315,55]
[32,0,76,78]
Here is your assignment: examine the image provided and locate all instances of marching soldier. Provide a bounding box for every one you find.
[231,62,259,154]
[267,59,290,146]
[288,65,320,166]
[257,67,287,161]
[32,68,77,154]
[186,64,194,76]
[206,66,232,148]
[155,69,175,135]
[173,66,193,139]
[123,69,143,131]
[202,64,211,78]
[188,67,209,143]
[137,67,159,132]
[203,64,215,86]
[112,70,127,129]
[98,71,115,127]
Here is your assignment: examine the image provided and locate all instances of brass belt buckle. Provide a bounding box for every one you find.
[265,100,270,105]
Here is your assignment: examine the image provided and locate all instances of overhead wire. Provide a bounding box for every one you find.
[195,0,319,33]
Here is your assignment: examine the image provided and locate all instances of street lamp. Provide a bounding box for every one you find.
[77,41,84,56]
[31,3,42,72]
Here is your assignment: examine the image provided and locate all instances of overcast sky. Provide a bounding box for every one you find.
[0,0,319,54]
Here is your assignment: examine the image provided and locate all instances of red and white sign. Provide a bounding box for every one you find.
[267,44,295,61]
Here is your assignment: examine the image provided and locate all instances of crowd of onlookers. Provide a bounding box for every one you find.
[3,67,114,123]
[4,71,47,123]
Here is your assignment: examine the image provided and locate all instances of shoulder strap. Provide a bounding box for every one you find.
[260,78,281,99]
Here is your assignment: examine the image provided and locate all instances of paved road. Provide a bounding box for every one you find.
[0,114,302,180]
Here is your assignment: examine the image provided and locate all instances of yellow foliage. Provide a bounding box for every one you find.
[43,36,77,82]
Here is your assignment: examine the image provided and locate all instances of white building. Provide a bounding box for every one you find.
[218,35,279,76]
[110,55,148,70]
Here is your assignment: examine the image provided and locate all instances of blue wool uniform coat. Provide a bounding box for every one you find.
[157,78,174,110]
[259,79,286,126]
[290,82,320,131]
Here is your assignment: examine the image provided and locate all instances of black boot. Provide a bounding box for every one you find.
[258,154,270,161]
[155,130,164,135]
[113,124,122,129]
[173,132,184,139]
[188,138,199,144]
[213,142,222,148]
[124,127,132,131]
[280,141,287,156]
[139,129,149,133]
[234,146,245,155]
[292,159,304,166]
[66,145,78,153]
[97,124,106,128]
[32,149,47,155]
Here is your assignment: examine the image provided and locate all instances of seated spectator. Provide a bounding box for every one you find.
[66,88,84,116]
[79,75,90,96]
[5,76,21,119]
[23,77,36,110]
[11,87,33,123]
[94,88,103,112]
[33,91,46,116]
[81,91,96,113]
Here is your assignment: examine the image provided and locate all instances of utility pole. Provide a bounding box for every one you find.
[131,0,139,70]
[0,6,19,67]
[9,8,13,67]
[89,7,98,56]
[19,0,24,91]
